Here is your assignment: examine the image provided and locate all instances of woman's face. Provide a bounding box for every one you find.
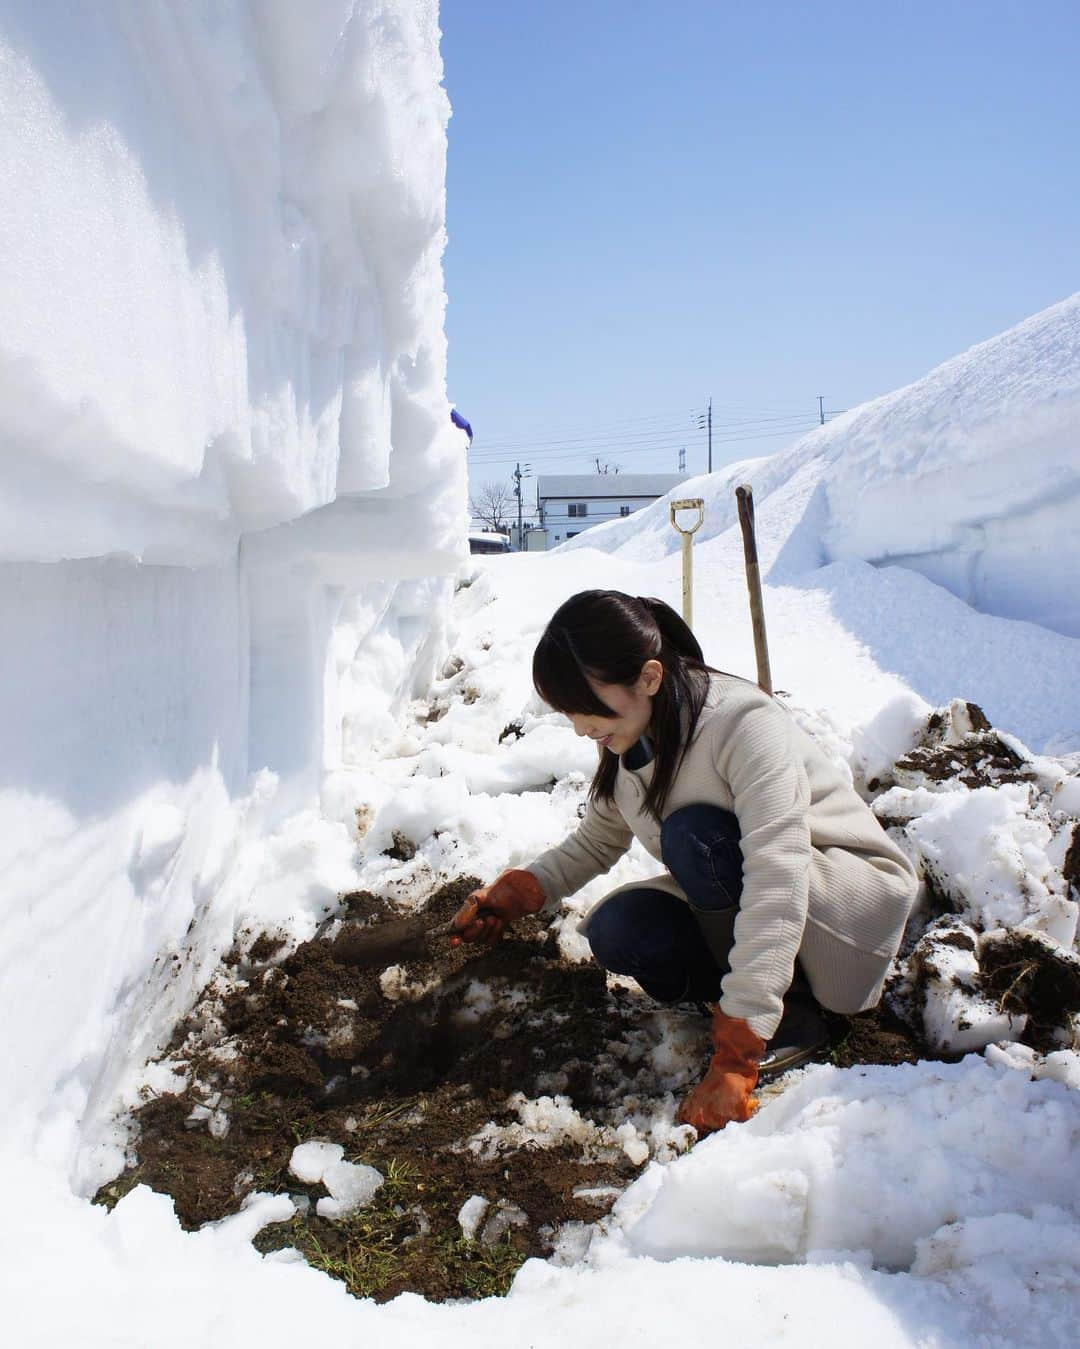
[566,660,663,756]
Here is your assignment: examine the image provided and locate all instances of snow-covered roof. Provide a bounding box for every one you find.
[537,473,686,499]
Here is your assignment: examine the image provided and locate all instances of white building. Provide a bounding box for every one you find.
[536,473,686,546]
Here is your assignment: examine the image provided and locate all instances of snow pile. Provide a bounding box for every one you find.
[0,0,458,557]
[565,293,1080,641]
[563,1053,1080,1346]
[0,0,465,1186]
[289,1142,383,1219]
[820,296,1080,639]
[464,1094,610,1163]
[867,700,1080,1053]
[604,1056,1079,1269]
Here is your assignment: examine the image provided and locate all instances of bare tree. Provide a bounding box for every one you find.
[469,480,513,534]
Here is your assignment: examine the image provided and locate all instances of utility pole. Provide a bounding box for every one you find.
[678,446,686,473]
[693,398,713,473]
[513,461,531,547]
[818,395,825,426]
[707,397,712,472]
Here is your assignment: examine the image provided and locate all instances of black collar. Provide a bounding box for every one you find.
[621,735,654,771]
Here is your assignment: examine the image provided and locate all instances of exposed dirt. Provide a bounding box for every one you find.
[97,875,929,1303]
[979,929,1080,1051]
[1063,822,1080,900]
[825,1003,924,1069]
[892,731,1032,791]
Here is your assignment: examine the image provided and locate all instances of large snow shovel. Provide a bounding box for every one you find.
[669,498,705,628]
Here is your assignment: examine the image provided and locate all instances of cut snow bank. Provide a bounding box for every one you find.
[559,1054,1080,1347]
[567,293,1080,641]
[604,1056,1079,1272]
[0,0,458,560]
[0,0,466,1176]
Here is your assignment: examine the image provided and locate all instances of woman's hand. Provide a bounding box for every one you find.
[677,1008,765,1134]
[450,869,547,946]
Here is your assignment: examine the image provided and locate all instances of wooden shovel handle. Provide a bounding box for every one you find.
[735,485,773,696]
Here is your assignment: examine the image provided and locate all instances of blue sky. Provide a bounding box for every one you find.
[440,1,1079,502]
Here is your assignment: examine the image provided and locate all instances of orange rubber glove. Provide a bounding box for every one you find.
[450,869,547,946]
[677,1007,766,1135]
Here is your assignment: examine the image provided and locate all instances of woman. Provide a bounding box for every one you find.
[451,590,917,1134]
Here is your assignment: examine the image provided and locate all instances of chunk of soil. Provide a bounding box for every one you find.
[249,932,286,964]
[893,731,1032,791]
[979,929,1080,1051]
[1063,822,1080,900]
[824,1003,924,1069]
[384,831,417,862]
[98,873,932,1303]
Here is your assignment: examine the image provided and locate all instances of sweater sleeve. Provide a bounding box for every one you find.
[525,790,633,913]
[710,694,812,1039]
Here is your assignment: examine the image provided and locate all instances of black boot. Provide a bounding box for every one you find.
[757,972,830,1080]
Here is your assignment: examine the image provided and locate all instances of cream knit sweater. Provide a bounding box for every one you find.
[526,674,918,1038]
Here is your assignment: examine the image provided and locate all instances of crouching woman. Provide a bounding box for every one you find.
[451,590,917,1134]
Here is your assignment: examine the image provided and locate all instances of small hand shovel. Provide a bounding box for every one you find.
[329,914,456,969]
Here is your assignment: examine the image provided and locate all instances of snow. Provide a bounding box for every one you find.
[1,1,1079,1344]
[878,780,1076,943]
[602,1056,1079,1270]
[0,0,465,1184]
[566,294,1080,642]
[288,1142,384,1219]
[0,0,457,560]
[458,1194,490,1241]
[288,1141,342,1186]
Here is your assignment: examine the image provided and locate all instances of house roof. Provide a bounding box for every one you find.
[536,473,685,499]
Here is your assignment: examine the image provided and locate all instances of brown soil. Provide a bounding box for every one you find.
[1063,822,1080,900]
[825,1003,925,1069]
[892,730,1031,791]
[97,874,930,1303]
[979,929,1080,1051]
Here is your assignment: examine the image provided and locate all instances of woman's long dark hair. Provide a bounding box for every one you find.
[532,590,716,820]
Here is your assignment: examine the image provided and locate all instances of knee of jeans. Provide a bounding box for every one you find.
[660,803,739,888]
[584,899,626,969]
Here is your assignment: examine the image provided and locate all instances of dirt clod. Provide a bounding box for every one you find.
[1063,822,1080,900]
[979,930,1080,1050]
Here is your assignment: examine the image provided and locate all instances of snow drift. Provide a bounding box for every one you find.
[0,0,465,1169]
[567,293,1080,640]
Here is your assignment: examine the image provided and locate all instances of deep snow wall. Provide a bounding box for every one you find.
[0,1,465,1172]
[820,295,1080,639]
[565,294,1080,642]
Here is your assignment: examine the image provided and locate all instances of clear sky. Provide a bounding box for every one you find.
[440,1,1079,512]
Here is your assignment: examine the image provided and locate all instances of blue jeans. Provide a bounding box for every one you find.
[584,803,743,1003]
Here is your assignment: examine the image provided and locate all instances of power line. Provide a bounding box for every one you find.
[477,401,814,444]
[471,412,818,454]
[468,422,819,463]
[467,424,819,466]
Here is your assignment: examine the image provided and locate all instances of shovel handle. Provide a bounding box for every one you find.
[735,485,773,696]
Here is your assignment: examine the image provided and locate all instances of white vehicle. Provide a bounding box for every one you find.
[468,530,512,555]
